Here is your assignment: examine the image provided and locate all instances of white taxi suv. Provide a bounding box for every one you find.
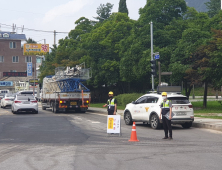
[124,92,194,129]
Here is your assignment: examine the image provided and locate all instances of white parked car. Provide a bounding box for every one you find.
[11,94,38,114]
[0,94,15,108]
[124,93,194,129]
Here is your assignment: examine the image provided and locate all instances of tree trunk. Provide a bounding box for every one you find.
[128,82,130,93]
[203,81,208,108]
[187,85,193,99]
[184,81,188,97]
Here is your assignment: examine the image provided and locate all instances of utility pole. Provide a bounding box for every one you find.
[150,21,154,90]
[33,63,36,97]
[54,30,56,45]
[158,61,161,85]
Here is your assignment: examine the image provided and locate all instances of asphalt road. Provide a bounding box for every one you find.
[0,106,222,170]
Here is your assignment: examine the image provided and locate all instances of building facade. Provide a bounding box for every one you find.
[0,31,36,79]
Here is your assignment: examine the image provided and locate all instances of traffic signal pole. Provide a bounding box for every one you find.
[150,22,154,90]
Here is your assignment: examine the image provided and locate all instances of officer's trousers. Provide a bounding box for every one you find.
[162,116,172,138]
[108,110,114,115]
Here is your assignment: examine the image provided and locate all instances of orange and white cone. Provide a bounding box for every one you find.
[129,122,139,142]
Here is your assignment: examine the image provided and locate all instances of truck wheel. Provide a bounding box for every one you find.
[181,122,192,129]
[53,103,58,113]
[42,104,46,110]
[150,114,161,129]
[124,111,133,125]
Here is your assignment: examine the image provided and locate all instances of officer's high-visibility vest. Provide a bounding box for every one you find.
[161,100,170,108]
[107,98,115,111]
[161,100,171,115]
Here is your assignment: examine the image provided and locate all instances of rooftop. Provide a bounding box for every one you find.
[0,31,26,41]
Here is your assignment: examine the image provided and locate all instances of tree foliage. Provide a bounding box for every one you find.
[26,38,37,44]
[94,3,114,23]
[118,0,129,15]
[205,0,221,18]
[39,1,222,106]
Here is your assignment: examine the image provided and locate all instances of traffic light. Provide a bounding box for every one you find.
[150,60,157,76]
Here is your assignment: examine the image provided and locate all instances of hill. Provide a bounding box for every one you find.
[185,0,210,12]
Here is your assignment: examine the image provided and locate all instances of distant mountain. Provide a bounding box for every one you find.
[185,0,210,12]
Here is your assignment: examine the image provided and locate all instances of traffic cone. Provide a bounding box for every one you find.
[129,122,139,142]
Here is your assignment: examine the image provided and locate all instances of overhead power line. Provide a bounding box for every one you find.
[0,23,69,34]
[0,23,69,46]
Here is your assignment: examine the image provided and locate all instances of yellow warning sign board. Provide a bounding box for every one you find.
[108,118,114,129]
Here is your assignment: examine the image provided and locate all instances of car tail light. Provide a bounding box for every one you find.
[14,101,22,103]
[188,105,193,108]
[31,100,38,103]
[5,99,10,101]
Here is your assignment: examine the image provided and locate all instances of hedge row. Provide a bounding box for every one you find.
[115,93,143,107]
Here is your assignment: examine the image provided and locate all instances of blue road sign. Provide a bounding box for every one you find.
[155,54,160,59]
[27,62,32,77]
[0,81,13,86]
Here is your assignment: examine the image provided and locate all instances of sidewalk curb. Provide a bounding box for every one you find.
[192,122,222,132]
[88,107,222,132]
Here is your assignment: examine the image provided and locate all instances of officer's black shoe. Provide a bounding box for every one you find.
[168,137,173,140]
[162,137,168,139]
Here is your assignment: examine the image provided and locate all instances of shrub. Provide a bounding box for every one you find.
[115,93,143,107]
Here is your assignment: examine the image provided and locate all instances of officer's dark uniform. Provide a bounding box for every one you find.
[107,98,117,115]
[161,100,172,138]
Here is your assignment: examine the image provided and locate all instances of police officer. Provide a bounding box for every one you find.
[103,91,117,115]
[159,92,173,139]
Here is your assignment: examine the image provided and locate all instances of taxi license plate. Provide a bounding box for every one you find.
[71,102,77,105]
[176,112,187,116]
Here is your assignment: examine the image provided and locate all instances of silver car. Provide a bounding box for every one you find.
[0,94,15,108]
[11,94,38,114]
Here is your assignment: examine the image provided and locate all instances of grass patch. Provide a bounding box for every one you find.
[192,101,222,113]
[195,115,222,119]
[182,87,221,96]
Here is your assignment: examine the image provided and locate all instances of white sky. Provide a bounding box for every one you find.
[0,0,146,48]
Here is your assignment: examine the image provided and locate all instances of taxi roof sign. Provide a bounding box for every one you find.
[157,86,182,94]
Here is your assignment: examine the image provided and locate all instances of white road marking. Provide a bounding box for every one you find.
[88,112,107,117]
[91,121,100,124]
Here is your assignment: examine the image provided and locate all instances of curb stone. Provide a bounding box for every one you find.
[88,107,222,132]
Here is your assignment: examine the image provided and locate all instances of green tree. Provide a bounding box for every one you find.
[139,0,187,28]
[169,11,211,98]
[94,3,114,23]
[81,13,134,88]
[26,38,37,43]
[118,0,129,15]
[205,0,221,18]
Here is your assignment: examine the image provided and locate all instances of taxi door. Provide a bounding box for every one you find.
[139,96,159,121]
[131,96,148,120]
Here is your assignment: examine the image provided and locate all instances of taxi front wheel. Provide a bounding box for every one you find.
[124,111,133,125]
[150,114,161,129]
